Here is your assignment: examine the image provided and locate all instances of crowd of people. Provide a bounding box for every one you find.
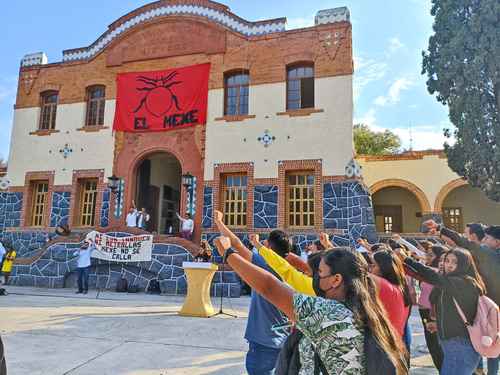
[212,210,499,375]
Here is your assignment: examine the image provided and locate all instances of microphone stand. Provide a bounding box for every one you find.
[212,262,237,318]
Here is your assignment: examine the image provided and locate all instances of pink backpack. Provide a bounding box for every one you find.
[453,295,500,357]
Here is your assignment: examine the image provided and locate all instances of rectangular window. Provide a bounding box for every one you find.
[286,172,315,228]
[39,92,58,130]
[78,179,98,227]
[85,86,106,126]
[384,216,393,233]
[30,181,49,227]
[287,65,314,110]
[374,205,402,233]
[224,72,249,116]
[221,174,247,227]
[443,207,463,233]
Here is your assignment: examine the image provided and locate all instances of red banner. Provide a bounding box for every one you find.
[113,63,210,132]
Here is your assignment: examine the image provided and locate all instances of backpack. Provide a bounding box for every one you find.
[453,296,500,358]
[127,284,140,293]
[147,279,161,294]
[116,277,128,293]
[0,288,6,296]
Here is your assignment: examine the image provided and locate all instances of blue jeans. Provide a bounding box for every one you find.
[77,266,90,292]
[245,341,280,375]
[440,337,480,375]
[488,356,499,374]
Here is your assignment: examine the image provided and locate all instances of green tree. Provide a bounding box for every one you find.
[422,0,500,201]
[353,123,401,155]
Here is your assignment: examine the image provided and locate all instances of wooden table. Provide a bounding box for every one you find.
[178,261,218,318]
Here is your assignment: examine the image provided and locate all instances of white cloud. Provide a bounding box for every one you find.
[354,108,377,128]
[353,56,388,101]
[388,37,404,54]
[355,109,453,151]
[374,77,414,106]
[286,16,314,30]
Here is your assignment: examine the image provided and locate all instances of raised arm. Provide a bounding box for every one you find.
[213,210,253,262]
[401,254,447,287]
[214,237,295,320]
[285,252,313,276]
[176,213,184,222]
[319,232,334,249]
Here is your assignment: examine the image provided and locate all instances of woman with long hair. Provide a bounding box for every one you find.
[416,245,447,371]
[214,236,408,374]
[400,248,486,375]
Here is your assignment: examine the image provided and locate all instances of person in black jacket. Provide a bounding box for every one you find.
[400,247,486,375]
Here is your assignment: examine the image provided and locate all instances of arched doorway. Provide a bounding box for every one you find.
[370,180,430,233]
[440,184,500,232]
[134,152,182,234]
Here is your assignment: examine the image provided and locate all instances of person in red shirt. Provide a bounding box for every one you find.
[370,250,412,337]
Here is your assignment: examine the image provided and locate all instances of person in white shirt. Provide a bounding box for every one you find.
[177,213,194,241]
[73,238,95,294]
[137,208,150,231]
[126,202,138,228]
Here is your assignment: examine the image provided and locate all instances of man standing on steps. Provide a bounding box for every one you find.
[73,237,95,295]
[213,210,289,375]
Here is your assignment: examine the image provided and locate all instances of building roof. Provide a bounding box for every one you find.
[20,0,350,67]
[356,149,445,162]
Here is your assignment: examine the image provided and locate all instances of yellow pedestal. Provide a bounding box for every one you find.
[178,262,219,318]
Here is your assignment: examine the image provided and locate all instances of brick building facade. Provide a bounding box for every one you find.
[1,1,377,293]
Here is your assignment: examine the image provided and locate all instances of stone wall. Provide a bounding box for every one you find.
[49,191,71,227]
[323,181,377,245]
[203,180,377,247]
[253,185,278,229]
[0,192,22,229]
[8,233,240,297]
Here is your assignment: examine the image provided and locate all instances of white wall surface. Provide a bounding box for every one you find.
[8,101,116,186]
[204,75,354,180]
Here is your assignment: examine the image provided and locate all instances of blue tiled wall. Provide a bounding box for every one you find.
[253,185,278,229]
[50,191,71,227]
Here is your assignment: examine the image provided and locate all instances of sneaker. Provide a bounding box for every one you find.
[83,290,88,294]
[76,291,83,294]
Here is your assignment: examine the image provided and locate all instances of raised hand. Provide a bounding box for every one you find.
[249,233,260,248]
[214,210,224,223]
[214,236,231,257]
[391,233,402,241]
[319,232,334,249]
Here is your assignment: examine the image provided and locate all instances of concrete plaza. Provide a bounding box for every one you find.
[0,287,437,375]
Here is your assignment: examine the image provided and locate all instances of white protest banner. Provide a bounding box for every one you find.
[86,231,153,262]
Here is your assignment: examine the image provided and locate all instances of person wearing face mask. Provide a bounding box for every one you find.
[214,235,408,375]
[400,248,487,375]
[424,221,500,375]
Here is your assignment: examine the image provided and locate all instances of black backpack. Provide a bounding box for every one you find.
[116,277,128,293]
[147,279,161,294]
[276,327,397,375]
[0,288,6,296]
[127,285,140,293]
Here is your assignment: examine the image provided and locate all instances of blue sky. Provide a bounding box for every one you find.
[0,0,450,161]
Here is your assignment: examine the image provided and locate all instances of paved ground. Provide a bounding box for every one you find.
[0,286,438,375]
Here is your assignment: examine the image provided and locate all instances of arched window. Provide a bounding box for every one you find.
[286,64,314,110]
[39,91,58,130]
[85,85,106,126]
[224,71,249,116]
